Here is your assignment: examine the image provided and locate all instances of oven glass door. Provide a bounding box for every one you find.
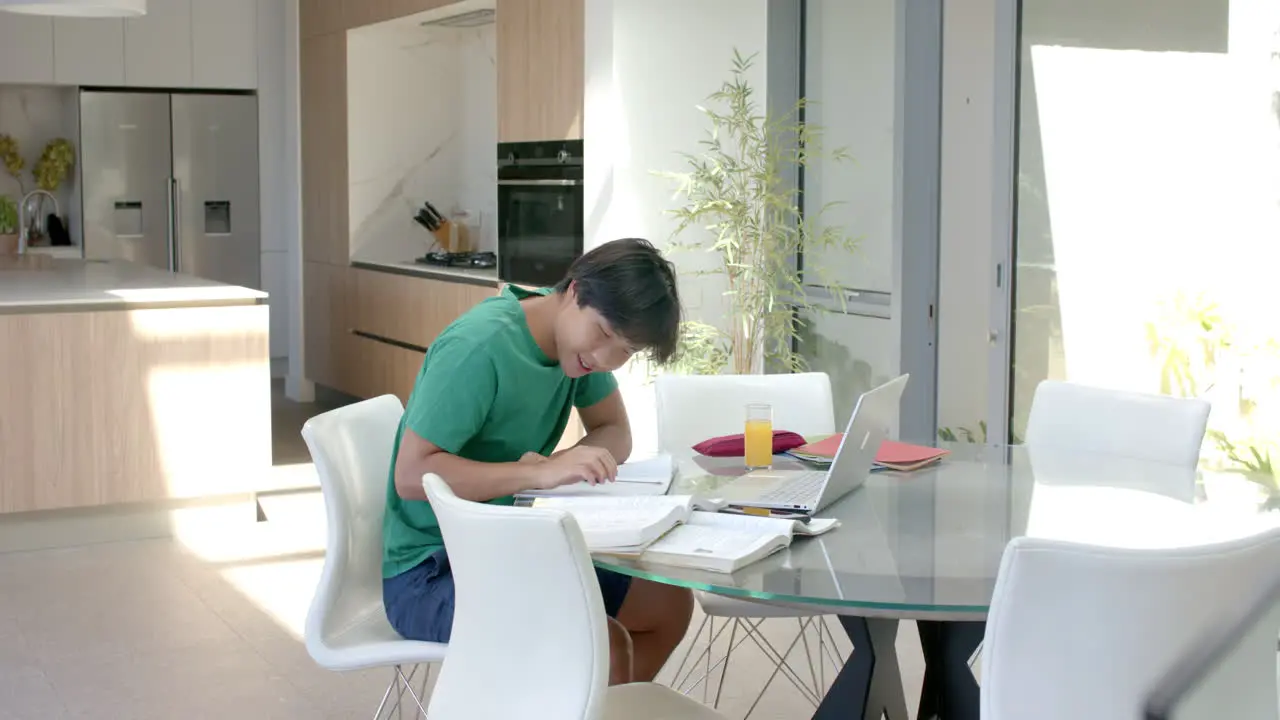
[498,180,584,287]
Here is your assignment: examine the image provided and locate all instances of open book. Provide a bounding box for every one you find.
[530,495,715,553]
[635,511,839,574]
[517,454,675,499]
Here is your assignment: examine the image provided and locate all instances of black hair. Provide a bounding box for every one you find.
[554,238,682,365]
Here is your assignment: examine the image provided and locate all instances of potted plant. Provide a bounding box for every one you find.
[0,195,19,254]
[658,49,857,377]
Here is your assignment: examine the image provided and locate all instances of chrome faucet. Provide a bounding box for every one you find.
[18,189,58,255]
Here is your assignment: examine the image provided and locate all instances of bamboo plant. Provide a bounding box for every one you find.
[658,49,857,376]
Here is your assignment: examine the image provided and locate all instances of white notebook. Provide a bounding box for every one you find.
[634,512,840,574]
[517,454,675,499]
[531,494,707,553]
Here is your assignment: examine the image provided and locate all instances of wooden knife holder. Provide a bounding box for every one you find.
[432,219,473,254]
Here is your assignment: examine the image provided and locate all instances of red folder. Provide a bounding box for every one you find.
[791,435,949,471]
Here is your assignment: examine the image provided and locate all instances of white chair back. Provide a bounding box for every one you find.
[654,372,837,453]
[1024,380,1211,468]
[981,529,1280,720]
[423,473,610,720]
[300,394,405,668]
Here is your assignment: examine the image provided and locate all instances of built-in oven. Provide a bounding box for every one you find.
[497,139,584,287]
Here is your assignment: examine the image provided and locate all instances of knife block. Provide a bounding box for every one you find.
[432,219,473,253]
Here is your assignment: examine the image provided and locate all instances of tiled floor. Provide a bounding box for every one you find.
[0,384,931,719]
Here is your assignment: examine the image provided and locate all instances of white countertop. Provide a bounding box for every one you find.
[351,258,500,286]
[0,257,268,313]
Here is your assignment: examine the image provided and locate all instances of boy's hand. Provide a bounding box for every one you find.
[519,451,547,465]
[530,446,618,489]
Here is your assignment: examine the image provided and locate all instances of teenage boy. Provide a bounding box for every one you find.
[382,238,693,685]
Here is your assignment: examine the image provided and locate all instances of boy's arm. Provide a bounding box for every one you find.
[392,338,524,502]
[394,429,540,502]
[393,338,618,501]
[572,387,633,465]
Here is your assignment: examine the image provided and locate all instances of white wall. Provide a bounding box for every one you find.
[278,0,310,400]
[584,0,770,456]
[346,7,497,264]
[258,0,291,368]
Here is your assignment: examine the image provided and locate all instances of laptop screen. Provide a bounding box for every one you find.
[1143,571,1280,720]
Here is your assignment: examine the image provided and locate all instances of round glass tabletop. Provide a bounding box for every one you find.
[592,444,1280,618]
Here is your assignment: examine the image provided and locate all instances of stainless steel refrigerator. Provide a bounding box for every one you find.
[79,90,260,290]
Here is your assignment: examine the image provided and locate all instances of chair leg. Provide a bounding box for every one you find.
[395,665,430,717]
[370,664,431,719]
[711,617,741,708]
[371,669,398,720]
[667,614,711,688]
[675,616,739,694]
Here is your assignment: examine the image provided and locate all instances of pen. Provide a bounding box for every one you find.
[722,505,812,524]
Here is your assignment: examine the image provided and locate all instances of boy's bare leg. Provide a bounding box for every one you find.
[615,578,695,682]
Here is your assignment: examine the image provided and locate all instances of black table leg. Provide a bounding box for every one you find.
[915,620,984,720]
[812,616,910,720]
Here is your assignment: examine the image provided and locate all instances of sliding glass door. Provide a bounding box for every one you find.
[799,0,942,441]
[1003,0,1280,467]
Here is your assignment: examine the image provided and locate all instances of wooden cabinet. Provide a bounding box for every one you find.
[53,18,125,86]
[497,0,585,142]
[124,0,193,87]
[347,268,496,400]
[347,333,422,406]
[300,31,348,265]
[0,14,54,84]
[192,0,260,89]
[303,261,354,393]
[353,269,495,350]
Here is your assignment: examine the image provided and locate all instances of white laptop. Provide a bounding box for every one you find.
[714,374,909,514]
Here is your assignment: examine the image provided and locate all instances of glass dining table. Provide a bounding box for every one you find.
[592,443,1280,720]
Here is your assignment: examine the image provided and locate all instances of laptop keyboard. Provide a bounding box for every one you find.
[756,470,828,506]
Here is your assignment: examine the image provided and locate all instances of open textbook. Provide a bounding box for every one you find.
[638,511,839,573]
[531,495,838,573]
[530,494,713,552]
[517,454,675,499]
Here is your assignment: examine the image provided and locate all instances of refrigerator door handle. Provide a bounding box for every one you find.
[166,176,178,271]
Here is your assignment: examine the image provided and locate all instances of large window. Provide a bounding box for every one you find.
[1009,0,1280,476]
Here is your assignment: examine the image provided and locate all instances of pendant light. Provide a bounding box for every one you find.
[0,0,146,17]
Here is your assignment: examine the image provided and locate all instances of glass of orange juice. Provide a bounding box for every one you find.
[744,403,773,469]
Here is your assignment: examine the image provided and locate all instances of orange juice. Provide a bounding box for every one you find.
[744,417,774,469]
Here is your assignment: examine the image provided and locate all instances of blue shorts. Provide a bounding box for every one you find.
[383,548,634,643]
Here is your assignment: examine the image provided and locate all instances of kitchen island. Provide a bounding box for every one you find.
[0,258,271,515]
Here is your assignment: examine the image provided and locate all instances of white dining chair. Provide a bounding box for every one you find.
[981,528,1280,720]
[973,380,1218,673]
[422,473,727,720]
[301,395,447,718]
[654,371,844,715]
[1025,380,1212,468]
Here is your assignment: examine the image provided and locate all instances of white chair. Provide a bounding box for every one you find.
[981,529,1280,720]
[654,372,843,715]
[301,395,447,718]
[422,473,726,720]
[976,380,1217,673]
[1025,380,1212,468]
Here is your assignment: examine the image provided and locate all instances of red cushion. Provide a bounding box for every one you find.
[692,430,808,457]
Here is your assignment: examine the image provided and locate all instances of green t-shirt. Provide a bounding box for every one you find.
[381,284,619,578]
